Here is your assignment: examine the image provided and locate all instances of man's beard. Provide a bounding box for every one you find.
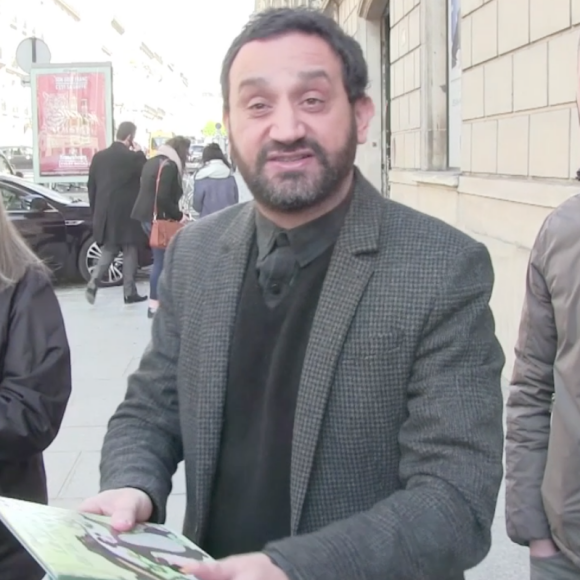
[230,117,357,213]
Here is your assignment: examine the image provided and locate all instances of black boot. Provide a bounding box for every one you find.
[85,285,97,305]
[124,293,148,304]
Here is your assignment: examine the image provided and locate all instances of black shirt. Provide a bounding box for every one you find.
[255,198,350,307]
[202,199,350,558]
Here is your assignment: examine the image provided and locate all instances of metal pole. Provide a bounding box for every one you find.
[32,37,37,64]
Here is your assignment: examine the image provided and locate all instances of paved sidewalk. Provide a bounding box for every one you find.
[46,282,187,531]
[47,284,527,577]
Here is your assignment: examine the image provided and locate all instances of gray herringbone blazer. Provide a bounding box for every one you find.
[100,170,505,580]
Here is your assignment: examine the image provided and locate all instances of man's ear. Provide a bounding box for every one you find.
[354,96,375,145]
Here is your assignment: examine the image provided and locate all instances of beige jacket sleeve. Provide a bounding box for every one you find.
[505,227,555,545]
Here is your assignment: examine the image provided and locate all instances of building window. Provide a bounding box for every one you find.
[447,0,461,168]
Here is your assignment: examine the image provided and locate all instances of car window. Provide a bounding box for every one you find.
[12,147,31,156]
[0,156,13,175]
[0,186,26,211]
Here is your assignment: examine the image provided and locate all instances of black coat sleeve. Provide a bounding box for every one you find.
[156,162,183,221]
[87,154,98,211]
[0,270,72,460]
[133,150,147,174]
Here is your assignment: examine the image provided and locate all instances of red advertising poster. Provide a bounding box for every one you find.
[34,68,112,178]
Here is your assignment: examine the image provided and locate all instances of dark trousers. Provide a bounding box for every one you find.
[89,243,138,298]
[141,222,165,301]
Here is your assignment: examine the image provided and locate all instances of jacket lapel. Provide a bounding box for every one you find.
[192,204,255,535]
[290,173,385,533]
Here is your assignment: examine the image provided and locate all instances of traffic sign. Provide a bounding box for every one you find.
[16,37,51,73]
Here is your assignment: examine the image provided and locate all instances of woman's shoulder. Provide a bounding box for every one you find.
[16,267,53,297]
[146,155,177,168]
[0,266,52,304]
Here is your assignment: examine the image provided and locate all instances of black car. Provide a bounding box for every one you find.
[0,174,152,287]
[0,151,22,178]
[0,146,33,174]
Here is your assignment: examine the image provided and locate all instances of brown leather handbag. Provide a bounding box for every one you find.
[149,159,183,249]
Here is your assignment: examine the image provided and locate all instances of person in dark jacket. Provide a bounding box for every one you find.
[0,197,71,580]
[132,136,191,319]
[193,143,239,217]
[86,121,148,305]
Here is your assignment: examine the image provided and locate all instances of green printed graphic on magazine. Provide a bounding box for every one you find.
[0,497,211,580]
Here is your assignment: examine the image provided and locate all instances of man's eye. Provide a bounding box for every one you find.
[304,98,323,106]
[249,103,267,110]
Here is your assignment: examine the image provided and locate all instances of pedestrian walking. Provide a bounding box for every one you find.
[506,194,580,579]
[82,8,505,580]
[0,198,71,580]
[193,143,239,217]
[86,121,148,305]
[132,136,191,319]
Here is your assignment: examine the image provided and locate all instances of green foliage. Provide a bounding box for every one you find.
[202,121,226,136]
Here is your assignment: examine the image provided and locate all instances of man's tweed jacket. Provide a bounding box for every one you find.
[100,170,505,580]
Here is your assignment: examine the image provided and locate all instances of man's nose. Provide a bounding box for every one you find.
[269,101,306,144]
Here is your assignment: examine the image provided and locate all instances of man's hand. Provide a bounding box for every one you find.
[79,488,153,532]
[530,539,560,558]
[180,553,289,580]
[131,141,142,152]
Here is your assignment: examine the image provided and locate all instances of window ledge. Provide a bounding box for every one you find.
[389,169,460,188]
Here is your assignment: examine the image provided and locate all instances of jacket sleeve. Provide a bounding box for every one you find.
[505,228,555,545]
[87,155,97,211]
[133,150,147,174]
[265,243,505,580]
[0,270,71,460]
[156,162,183,221]
[193,179,205,214]
[99,232,183,522]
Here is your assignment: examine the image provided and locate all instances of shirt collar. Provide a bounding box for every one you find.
[255,193,352,268]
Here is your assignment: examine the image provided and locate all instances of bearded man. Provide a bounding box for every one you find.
[82,8,505,580]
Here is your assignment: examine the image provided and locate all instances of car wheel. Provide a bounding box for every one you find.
[78,237,124,288]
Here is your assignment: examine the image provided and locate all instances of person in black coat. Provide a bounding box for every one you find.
[132,136,191,319]
[0,198,71,580]
[86,121,148,305]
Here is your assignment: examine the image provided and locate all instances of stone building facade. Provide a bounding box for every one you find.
[255,0,579,379]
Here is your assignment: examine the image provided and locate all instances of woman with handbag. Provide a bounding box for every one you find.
[132,136,191,319]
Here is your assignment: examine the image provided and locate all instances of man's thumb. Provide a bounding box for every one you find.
[110,507,137,532]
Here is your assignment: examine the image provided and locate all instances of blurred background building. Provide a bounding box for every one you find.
[0,0,197,145]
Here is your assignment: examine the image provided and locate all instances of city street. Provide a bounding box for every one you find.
[45,282,528,577]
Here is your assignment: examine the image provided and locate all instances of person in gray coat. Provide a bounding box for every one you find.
[193,143,239,217]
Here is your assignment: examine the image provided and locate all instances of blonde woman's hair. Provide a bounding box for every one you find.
[0,196,48,290]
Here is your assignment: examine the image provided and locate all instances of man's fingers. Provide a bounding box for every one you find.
[180,561,231,580]
[79,489,152,531]
[78,497,105,515]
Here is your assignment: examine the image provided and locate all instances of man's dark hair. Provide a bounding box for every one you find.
[116,121,137,141]
[220,8,368,111]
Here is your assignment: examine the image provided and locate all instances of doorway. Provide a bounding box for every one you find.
[380,5,391,197]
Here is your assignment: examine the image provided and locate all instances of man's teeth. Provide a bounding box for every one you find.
[280,155,306,161]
